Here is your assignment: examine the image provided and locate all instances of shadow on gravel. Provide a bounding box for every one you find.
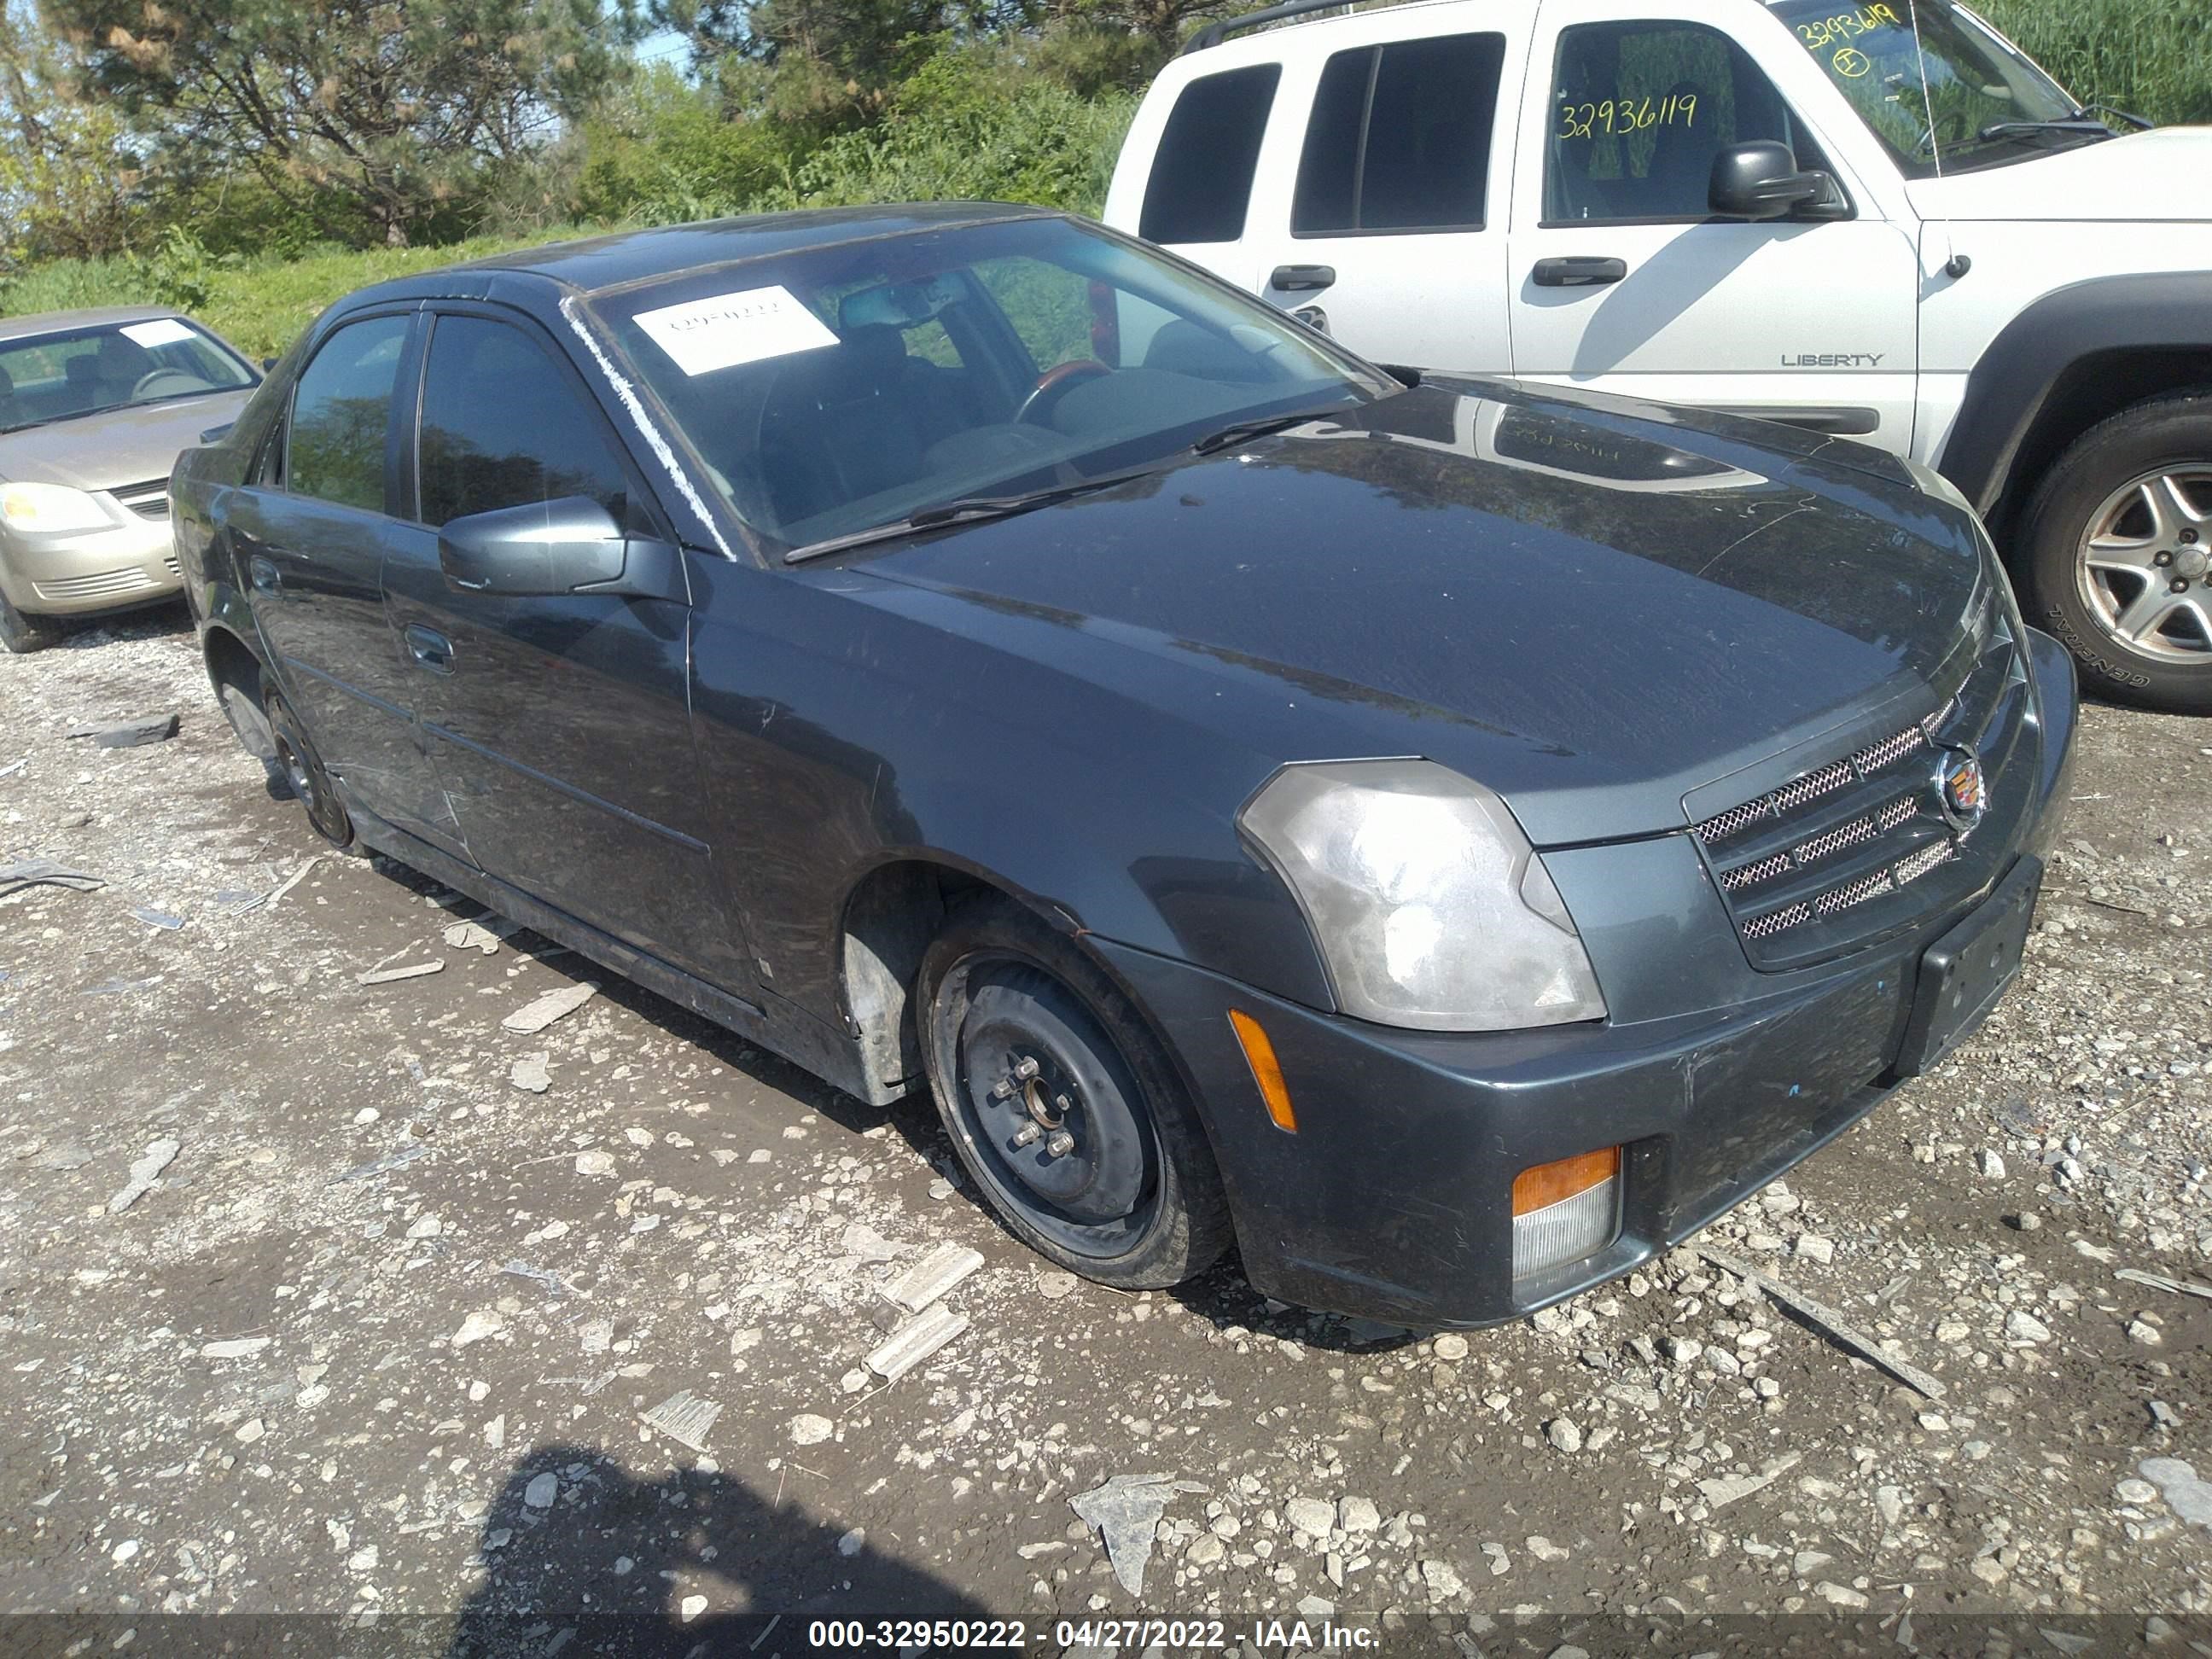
[448,1443,992,1656]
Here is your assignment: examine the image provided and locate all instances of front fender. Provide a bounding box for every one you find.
[1941,271,2212,517]
[684,556,1334,1033]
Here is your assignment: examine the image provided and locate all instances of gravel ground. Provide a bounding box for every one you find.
[1,607,2208,1655]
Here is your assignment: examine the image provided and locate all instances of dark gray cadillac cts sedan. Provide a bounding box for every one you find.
[171,206,2076,1327]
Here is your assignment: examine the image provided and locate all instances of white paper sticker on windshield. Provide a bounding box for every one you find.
[632,286,838,377]
[119,318,195,349]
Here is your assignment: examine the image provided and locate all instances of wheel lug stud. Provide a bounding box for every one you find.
[1012,1122,1042,1147]
[2184,529,2201,544]
[991,1080,1015,1100]
[1045,1130,1075,1157]
[2173,579,2191,595]
[1013,1056,1039,1080]
[2156,550,2174,567]
[1053,1094,1071,1113]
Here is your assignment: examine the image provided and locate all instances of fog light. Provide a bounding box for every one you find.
[1511,1146,1621,1280]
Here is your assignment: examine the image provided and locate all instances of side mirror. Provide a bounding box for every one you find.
[1708,141,1828,220]
[260,357,279,372]
[437,496,684,602]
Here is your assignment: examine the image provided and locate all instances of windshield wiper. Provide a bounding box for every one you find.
[1190,411,1329,456]
[1974,116,2114,142]
[782,468,1155,565]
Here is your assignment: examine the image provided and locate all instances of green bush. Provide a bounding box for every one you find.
[1978,0,2212,126]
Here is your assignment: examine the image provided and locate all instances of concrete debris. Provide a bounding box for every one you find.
[865,1303,969,1382]
[2140,1458,2212,1528]
[2005,1310,2054,1344]
[1033,1270,1079,1301]
[199,1337,271,1359]
[1696,1452,1803,1511]
[1698,1246,1947,1400]
[329,1143,428,1185]
[108,1137,179,1214]
[790,1414,835,1447]
[836,1528,865,1557]
[883,1242,984,1313]
[31,1144,93,1171]
[641,1389,723,1452]
[1284,1498,1335,1536]
[1432,1333,1469,1361]
[839,1222,898,1263]
[1976,1148,2007,1179]
[509,1052,551,1094]
[573,1150,616,1177]
[451,1310,505,1348]
[523,1472,558,1510]
[502,981,598,1033]
[356,960,442,986]
[443,918,515,954]
[2116,1267,2212,1302]
[67,713,178,748]
[1071,1473,1202,1598]
[0,859,104,897]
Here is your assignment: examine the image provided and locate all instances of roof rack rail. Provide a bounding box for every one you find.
[1181,0,1372,55]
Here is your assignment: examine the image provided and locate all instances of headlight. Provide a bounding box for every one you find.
[1239,759,1607,1032]
[0,482,111,534]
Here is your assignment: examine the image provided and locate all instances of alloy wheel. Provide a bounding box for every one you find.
[2075,466,2212,662]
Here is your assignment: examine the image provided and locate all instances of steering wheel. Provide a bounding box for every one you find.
[1914,110,1970,157]
[1015,358,1112,426]
[131,369,205,399]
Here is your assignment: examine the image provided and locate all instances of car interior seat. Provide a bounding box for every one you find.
[1645,79,1720,216]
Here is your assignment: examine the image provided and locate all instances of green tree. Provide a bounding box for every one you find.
[0,0,143,261]
[47,0,635,247]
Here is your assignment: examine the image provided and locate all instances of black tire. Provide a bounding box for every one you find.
[0,589,66,655]
[263,686,354,848]
[2017,391,2212,713]
[917,895,1232,1289]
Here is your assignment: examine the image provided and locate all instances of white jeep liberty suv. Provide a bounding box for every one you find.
[1108,0,2212,712]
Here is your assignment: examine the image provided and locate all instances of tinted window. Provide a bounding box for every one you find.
[1545,22,1809,222]
[1140,65,1282,244]
[287,314,409,515]
[1294,33,1505,235]
[417,316,631,529]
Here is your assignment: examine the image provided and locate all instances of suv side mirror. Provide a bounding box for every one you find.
[437,496,685,602]
[1708,141,1830,220]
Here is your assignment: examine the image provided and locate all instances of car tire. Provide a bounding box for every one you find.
[917,895,1232,1289]
[0,589,67,655]
[264,687,354,849]
[2018,391,2212,713]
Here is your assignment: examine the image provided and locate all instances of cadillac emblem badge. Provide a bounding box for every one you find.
[1942,751,1986,819]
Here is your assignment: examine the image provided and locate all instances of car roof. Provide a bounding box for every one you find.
[452,202,1062,297]
[0,305,191,344]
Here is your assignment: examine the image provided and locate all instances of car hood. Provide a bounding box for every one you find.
[851,380,1989,846]
[0,389,256,491]
[1906,128,2212,223]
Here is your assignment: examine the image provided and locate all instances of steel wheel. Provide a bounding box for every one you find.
[946,958,1161,1259]
[917,894,1232,1289]
[2076,466,2212,662]
[264,689,352,848]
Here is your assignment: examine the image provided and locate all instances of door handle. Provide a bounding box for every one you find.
[1533,256,1627,288]
[405,625,453,674]
[1271,264,1336,293]
[249,556,280,595]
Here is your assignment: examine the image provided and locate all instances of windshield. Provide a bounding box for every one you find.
[1773,0,2093,176]
[0,317,256,434]
[593,215,1388,553]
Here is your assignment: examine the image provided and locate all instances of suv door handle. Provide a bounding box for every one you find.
[1533,256,1627,288]
[405,625,454,674]
[249,556,280,594]
[1271,264,1336,293]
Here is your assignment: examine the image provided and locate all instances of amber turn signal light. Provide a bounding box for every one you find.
[1227,1009,1296,1133]
[1511,1145,1621,1216]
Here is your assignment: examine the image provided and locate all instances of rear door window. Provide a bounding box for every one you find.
[1294,32,1507,235]
[1139,64,1283,244]
[416,314,633,529]
[286,313,410,515]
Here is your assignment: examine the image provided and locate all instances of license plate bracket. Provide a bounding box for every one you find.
[1893,854,2042,1079]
